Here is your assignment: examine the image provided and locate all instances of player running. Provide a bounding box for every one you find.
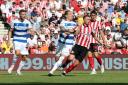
[87,10,107,74]
[61,15,91,75]
[48,10,77,76]
[60,13,107,76]
[7,9,33,75]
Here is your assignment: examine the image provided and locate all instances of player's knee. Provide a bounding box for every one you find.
[59,56,65,62]
[57,61,62,66]
[68,54,75,61]
[74,60,80,66]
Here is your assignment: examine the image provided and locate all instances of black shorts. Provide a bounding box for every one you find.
[89,43,99,52]
[71,44,88,62]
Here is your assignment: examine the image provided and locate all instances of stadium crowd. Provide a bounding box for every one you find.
[0,0,128,54]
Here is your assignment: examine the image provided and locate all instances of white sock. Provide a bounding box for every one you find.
[92,68,96,72]
[8,55,18,71]
[50,56,65,74]
[17,61,25,72]
[8,64,15,71]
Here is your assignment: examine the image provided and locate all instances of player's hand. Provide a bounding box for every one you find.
[68,29,75,33]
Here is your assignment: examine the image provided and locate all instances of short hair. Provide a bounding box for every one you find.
[19,9,26,14]
[64,10,71,16]
[12,2,16,5]
[64,10,72,18]
[90,10,97,15]
[12,11,15,14]
[20,1,23,4]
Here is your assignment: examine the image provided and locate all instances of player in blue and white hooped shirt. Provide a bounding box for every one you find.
[8,9,33,75]
[48,10,77,76]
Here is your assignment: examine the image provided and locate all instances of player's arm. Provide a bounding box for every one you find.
[28,28,35,35]
[59,24,69,32]
[8,28,13,46]
[8,21,14,46]
[27,21,34,35]
[99,28,108,46]
[97,22,108,47]
[91,32,103,45]
[74,25,81,35]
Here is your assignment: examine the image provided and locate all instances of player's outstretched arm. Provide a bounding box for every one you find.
[74,25,81,35]
[7,28,13,47]
[91,31,103,45]
[28,28,35,35]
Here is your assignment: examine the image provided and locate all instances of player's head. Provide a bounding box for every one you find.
[19,9,26,21]
[83,15,90,25]
[65,10,73,21]
[90,10,97,21]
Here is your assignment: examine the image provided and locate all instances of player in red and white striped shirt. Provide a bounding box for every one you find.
[60,15,91,75]
[60,11,107,75]
[87,10,107,74]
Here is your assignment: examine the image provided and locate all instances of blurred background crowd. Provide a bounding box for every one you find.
[0,0,128,54]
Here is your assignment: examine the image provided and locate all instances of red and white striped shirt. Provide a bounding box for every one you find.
[76,21,102,48]
[88,20,102,43]
[76,24,91,48]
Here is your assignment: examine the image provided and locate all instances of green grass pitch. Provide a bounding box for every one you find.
[0,71,128,84]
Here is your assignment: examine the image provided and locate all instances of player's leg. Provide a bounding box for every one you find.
[88,51,96,75]
[62,57,79,76]
[48,44,70,76]
[92,43,104,73]
[17,55,27,75]
[60,52,75,69]
[8,50,21,74]
[94,52,104,73]
[60,45,77,70]
[62,45,88,76]
[48,55,65,75]
[8,42,21,74]
[48,43,63,76]
[88,43,96,74]
[16,43,29,75]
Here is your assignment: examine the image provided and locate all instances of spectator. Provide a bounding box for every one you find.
[30,14,41,31]
[40,41,49,53]
[31,7,38,17]
[48,13,57,25]
[1,35,12,53]
[49,41,56,53]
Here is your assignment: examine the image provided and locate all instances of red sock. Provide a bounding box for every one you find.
[96,55,102,65]
[88,57,94,70]
[65,64,77,73]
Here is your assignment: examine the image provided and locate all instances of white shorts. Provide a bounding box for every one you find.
[13,41,29,55]
[56,42,73,57]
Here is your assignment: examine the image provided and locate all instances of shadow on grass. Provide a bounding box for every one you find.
[40,74,76,77]
[0,73,13,76]
[0,83,128,85]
